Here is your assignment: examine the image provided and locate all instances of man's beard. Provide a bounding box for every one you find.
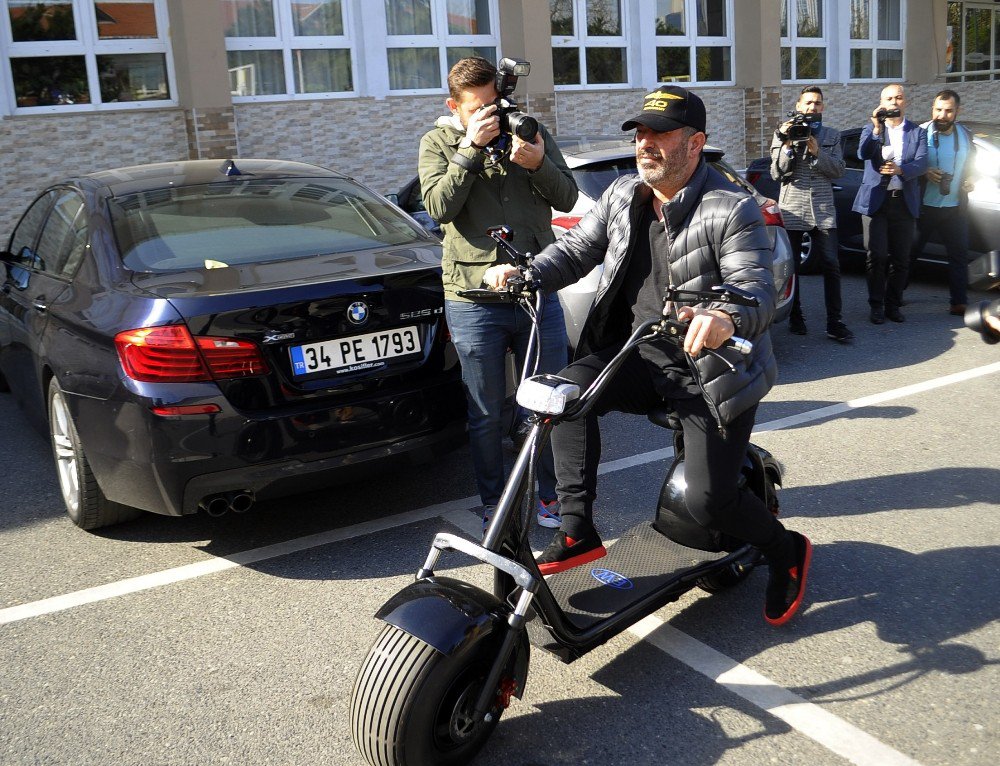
[933,117,955,132]
[636,143,689,189]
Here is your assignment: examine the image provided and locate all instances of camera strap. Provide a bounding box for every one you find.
[931,126,960,176]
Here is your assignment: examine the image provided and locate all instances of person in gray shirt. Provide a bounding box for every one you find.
[771,86,853,343]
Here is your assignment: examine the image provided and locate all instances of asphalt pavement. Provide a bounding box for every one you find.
[1,269,998,766]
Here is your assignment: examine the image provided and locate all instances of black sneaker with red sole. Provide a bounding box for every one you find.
[764,531,812,626]
[536,529,607,575]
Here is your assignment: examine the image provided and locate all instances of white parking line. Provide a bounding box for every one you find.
[3,362,997,763]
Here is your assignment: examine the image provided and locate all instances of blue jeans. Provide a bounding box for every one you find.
[446,295,568,507]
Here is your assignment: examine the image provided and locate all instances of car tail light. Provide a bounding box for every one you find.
[552,215,582,231]
[150,404,222,417]
[115,325,269,383]
[759,199,785,228]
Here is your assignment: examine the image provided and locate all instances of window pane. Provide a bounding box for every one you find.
[36,191,85,275]
[222,0,276,37]
[797,1,822,37]
[10,193,56,264]
[387,47,439,89]
[95,0,157,39]
[851,0,870,39]
[447,0,490,34]
[795,47,826,79]
[552,47,580,85]
[12,56,90,106]
[227,50,285,95]
[696,0,726,37]
[385,0,432,35]
[696,46,730,81]
[656,0,684,35]
[587,0,621,36]
[9,0,76,42]
[293,49,352,92]
[291,0,343,36]
[550,0,573,35]
[98,53,170,101]
[780,0,787,37]
[585,47,625,83]
[781,46,791,79]
[446,46,496,71]
[875,48,902,79]
[877,0,900,41]
[851,48,872,78]
[963,7,993,75]
[656,46,690,82]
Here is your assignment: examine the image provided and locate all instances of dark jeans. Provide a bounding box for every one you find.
[787,227,843,324]
[551,347,788,556]
[446,295,567,507]
[911,205,971,306]
[862,194,916,311]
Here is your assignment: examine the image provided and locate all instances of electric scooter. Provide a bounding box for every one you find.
[350,228,782,766]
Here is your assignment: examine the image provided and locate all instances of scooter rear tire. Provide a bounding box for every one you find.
[350,624,508,766]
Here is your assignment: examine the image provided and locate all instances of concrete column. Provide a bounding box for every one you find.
[906,0,947,84]
[734,0,784,162]
[166,0,238,159]
[498,0,557,133]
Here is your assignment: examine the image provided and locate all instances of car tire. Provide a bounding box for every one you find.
[47,377,142,530]
[798,232,821,275]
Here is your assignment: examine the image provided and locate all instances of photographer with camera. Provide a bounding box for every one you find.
[852,84,927,324]
[908,90,977,316]
[418,56,578,529]
[770,86,853,343]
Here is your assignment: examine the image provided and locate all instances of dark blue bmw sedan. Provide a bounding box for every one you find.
[0,159,466,530]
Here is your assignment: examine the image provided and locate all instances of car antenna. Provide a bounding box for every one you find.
[220,159,242,176]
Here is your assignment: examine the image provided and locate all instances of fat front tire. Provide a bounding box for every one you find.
[47,378,141,530]
[351,624,509,766]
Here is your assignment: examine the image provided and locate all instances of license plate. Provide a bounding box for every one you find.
[289,326,421,376]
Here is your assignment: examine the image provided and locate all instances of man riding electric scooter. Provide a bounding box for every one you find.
[485,85,811,626]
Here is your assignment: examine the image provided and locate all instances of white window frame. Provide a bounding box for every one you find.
[379,0,501,96]
[635,0,735,88]
[224,0,359,102]
[0,0,176,115]
[551,0,632,91]
[840,0,907,82]
[945,1,1000,82]
[780,0,832,83]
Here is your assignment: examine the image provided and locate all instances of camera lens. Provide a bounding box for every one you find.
[508,112,538,142]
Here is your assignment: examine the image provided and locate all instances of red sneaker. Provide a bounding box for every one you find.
[537,529,607,575]
[764,532,812,626]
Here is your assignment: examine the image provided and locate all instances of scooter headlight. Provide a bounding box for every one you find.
[515,375,580,415]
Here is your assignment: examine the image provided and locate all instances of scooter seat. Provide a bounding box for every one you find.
[647,405,681,431]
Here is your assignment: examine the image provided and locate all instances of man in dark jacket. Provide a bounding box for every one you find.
[418,57,578,529]
[485,86,811,626]
[851,84,928,324]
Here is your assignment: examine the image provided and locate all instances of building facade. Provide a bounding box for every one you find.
[1,0,998,235]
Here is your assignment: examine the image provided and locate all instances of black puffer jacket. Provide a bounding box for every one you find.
[530,160,778,428]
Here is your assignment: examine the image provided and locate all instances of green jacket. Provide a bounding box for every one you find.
[417,114,579,301]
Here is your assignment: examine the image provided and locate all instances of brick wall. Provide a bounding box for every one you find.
[0,109,189,236]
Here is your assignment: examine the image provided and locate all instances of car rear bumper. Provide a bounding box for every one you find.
[68,379,467,516]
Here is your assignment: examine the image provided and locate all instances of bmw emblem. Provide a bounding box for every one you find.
[347,301,369,325]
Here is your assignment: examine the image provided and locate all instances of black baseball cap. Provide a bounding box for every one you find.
[621,85,707,134]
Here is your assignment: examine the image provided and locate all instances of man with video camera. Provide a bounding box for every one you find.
[852,84,927,324]
[418,56,578,529]
[770,86,853,343]
[908,89,977,316]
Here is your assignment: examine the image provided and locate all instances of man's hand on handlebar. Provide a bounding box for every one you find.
[483,264,521,290]
[676,306,735,357]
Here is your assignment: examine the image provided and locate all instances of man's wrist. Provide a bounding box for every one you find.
[459,137,484,151]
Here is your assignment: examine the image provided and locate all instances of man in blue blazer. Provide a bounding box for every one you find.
[851,84,928,324]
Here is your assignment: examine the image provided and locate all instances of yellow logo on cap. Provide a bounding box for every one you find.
[643,91,684,112]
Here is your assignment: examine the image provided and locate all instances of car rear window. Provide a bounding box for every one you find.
[109,178,427,273]
[570,159,638,200]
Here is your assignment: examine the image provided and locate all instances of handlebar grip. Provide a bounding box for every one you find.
[725,335,753,355]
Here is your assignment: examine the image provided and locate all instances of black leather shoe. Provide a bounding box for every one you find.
[869,308,885,325]
[886,307,905,323]
[789,315,807,335]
